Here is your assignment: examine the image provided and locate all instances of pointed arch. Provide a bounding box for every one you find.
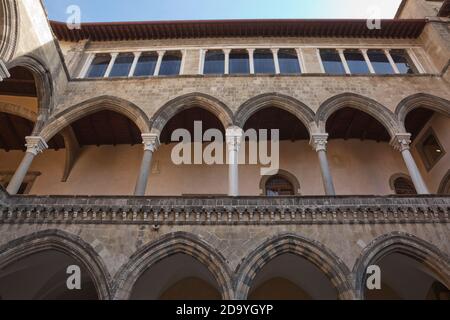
[4,55,55,136]
[395,93,450,130]
[353,232,450,299]
[150,92,233,135]
[0,229,112,300]
[316,93,400,138]
[0,0,19,61]
[235,233,354,300]
[39,95,151,141]
[234,93,316,133]
[113,231,233,300]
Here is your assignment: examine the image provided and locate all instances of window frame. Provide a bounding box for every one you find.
[416,127,446,171]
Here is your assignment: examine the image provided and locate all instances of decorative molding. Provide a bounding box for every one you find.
[142,133,160,152]
[390,133,412,152]
[0,195,448,226]
[310,133,329,152]
[225,126,243,152]
[25,136,48,156]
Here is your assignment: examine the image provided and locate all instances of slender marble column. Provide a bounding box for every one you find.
[310,134,336,196]
[226,127,243,197]
[271,48,280,74]
[248,49,255,74]
[391,134,430,194]
[134,134,160,196]
[154,50,165,76]
[6,136,48,195]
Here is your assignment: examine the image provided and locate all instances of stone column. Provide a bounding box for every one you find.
[310,134,336,196]
[154,50,165,76]
[384,49,400,74]
[271,48,280,74]
[338,49,351,74]
[391,134,429,194]
[6,136,48,195]
[226,127,243,197]
[361,49,375,74]
[248,49,255,74]
[104,53,118,78]
[224,49,231,75]
[128,52,142,77]
[134,134,160,196]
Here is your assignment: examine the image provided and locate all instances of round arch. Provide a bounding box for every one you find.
[0,0,19,61]
[259,169,301,195]
[396,93,450,129]
[0,229,112,300]
[234,93,316,134]
[39,95,151,141]
[0,101,37,121]
[438,170,450,195]
[113,232,234,300]
[235,233,354,300]
[353,232,450,299]
[389,173,416,195]
[150,93,233,135]
[316,93,400,138]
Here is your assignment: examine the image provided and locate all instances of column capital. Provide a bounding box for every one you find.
[310,133,329,152]
[391,133,412,152]
[25,136,48,156]
[226,126,243,152]
[142,133,160,152]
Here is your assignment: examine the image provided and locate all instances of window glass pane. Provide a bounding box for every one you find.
[134,52,157,76]
[254,50,275,74]
[320,49,346,75]
[421,133,444,169]
[344,50,369,74]
[109,53,134,77]
[278,49,301,74]
[86,54,111,78]
[266,176,294,196]
[229,50,249,74]
[390,49,418,74]
[159,51,182,76]
[204,50,225,74]
[394,177,417,195]
[367,50,394,74]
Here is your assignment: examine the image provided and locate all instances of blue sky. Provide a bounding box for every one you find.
[43,0,403,22]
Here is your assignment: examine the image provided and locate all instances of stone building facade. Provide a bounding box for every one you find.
[0,0,449,299]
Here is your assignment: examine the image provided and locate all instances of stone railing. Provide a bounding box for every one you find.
[0,190,449,225]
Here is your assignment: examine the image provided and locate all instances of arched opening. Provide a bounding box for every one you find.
[404,106,449,193]
[248,253,338,300]
[0,67,63,194]
[438,170,450,195]
[265,175,294,196]
[37,109,143,195]
[260,169,300,196]
[0,249,99,300]
[325,106,405,195]
[390,174,417,195]
[129,253,222,300]
[364,252,449,300]
[151,106,227,196]
[242,106,314,195]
